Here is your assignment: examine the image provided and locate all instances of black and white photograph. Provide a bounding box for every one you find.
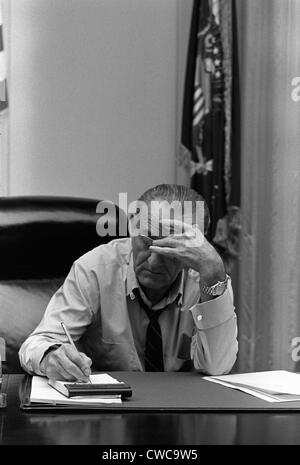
[0,0,300,456]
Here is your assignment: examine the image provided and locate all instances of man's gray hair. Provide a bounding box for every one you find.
[138,184,210,235]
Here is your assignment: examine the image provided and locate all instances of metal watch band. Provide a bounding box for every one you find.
[200,274,229,297]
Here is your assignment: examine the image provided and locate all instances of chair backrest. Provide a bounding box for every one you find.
[0,196,127,372]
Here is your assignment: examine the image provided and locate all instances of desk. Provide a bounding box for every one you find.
[1,374,300,445]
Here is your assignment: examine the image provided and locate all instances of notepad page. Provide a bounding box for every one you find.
[71,373,124,385]
[30,376,122,404]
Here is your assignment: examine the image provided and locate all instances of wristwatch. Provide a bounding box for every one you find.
[200,274,229,297]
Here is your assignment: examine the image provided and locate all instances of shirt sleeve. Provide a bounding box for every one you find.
[189,278,238,375]
[18,260,99,376]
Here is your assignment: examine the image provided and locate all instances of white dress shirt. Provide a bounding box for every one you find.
[19,238,238,375]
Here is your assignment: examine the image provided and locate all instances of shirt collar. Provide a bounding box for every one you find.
[126,252,185,310]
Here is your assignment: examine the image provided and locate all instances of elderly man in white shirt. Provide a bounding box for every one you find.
[19,184,238,381]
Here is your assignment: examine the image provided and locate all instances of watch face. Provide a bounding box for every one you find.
[215,279,228,296]
[214,284,224,296]
[201,276,228,296]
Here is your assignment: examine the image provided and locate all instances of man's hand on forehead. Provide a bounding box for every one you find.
[150,219,205,250]
[148,219,225,286]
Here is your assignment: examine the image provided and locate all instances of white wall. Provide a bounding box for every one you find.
[8,0,180,204]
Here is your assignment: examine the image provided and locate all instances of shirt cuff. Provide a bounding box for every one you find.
[189,286,235,330]
[40,344,61,363]
[29,342,61,376]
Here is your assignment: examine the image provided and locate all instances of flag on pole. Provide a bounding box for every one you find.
[179,0,240,266]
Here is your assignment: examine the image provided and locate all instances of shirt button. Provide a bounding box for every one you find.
[197,314,203,321]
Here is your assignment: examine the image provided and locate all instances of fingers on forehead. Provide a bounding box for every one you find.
[131,218,200,238]
[148,220,189,237]
[152,237,178,246]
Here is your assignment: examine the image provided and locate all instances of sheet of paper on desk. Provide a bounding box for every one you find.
[30,375,122,405]
[203,370,300,403]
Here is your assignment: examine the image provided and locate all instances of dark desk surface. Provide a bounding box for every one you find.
[2,374,300,445]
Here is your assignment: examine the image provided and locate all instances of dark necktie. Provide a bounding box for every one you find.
[135,291,165,372]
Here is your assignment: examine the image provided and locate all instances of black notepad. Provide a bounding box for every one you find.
[48,379,132,398]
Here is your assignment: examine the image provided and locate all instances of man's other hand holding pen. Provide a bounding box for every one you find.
[39,321,92,382]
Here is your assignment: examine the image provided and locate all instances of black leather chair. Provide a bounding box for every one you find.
[0,196,127,373]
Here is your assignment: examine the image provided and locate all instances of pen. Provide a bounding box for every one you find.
[60,321,91,383]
